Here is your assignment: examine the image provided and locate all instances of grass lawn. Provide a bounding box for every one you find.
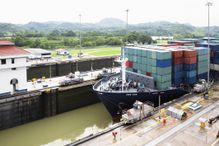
[156,40,168,44]
[51,46,121,58]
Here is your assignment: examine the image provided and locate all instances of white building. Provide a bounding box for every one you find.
[0,40,29,95]
[24,48,51,60]
[151,36,174,41]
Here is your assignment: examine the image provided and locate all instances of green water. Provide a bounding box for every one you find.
[0,103,112,146]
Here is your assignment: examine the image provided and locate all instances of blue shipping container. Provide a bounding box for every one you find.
[211,58,219,64]
[156,59,171,68]
[184,77,197,84]
[172,72,184,79]
[172,64,183,72]
[172,78,183,86]
[197,43,219,51]
[184,64,197,71]
[197,72,207,80]
[185,70,196,78]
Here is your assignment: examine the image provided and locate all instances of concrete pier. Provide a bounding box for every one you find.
[66,88,219,146]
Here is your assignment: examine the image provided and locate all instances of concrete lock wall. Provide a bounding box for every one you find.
[0,92,43,130]
[27,56,120,80]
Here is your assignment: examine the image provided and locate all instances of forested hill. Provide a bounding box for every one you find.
[0,18,219,37]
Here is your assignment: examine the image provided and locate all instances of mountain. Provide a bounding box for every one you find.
[133,21,197,36]
[97,18,126,28]
[0,18,219,37]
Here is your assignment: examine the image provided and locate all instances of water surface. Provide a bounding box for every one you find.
[0,103,112,146]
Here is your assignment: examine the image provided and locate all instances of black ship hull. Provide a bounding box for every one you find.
[95,88,188,118]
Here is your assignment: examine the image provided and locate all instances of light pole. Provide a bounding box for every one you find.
[206,2,213,84]
[125,9,129,44]
[79,14,82,54]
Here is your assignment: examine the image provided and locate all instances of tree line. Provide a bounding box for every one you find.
[11,31,153,49]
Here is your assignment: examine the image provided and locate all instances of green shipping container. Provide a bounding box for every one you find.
[151,51,157,59]
[156,81,171,90]
[147,51,153,58]
[197,67,208,74]
[156,67,172,75]
[152,67,157,74]
[156,74,171,83]
[156,51,171,60]
[142,50,147,57]
[142,57,147,65]
[147,66,152,72]
[198,55,208,62]
[198,61,208,69]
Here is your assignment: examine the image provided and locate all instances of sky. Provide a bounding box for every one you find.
[0,0,218,26]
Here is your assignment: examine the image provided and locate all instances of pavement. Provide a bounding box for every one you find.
[77,89,219,146]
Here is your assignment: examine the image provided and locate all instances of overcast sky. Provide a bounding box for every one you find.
[0,0,217,26]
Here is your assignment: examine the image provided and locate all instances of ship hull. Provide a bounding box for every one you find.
[95,89,188,118]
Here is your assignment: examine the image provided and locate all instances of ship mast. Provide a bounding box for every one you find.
[122,9,129,91]
[122,47,126,91]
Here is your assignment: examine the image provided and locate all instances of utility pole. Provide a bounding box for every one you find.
[125,9,129,44]
[159,93,161,117]
[79,14,82,55]
[206,2,213,85]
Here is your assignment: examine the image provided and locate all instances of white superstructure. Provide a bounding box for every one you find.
[0,41,29,95]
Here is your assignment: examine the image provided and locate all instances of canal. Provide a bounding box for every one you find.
[0,103,112,146]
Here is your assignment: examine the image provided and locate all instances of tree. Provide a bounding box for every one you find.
[64,30,76,37]
[13,36,28,47]
[30,39,41,48]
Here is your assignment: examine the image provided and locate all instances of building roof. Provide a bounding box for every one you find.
[0,41,29,57]
[25,48,51,55]
[0,40,14,46]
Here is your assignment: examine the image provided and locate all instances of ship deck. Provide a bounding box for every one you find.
[95,75,157,93]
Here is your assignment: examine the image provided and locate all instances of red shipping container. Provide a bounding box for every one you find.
[173,57,183,64]
[172,50,183,58]
[159,44,179,47]
[184,57,197,64]
[146,72,152,76]
[125,61,133,68]
[183,50,197,58]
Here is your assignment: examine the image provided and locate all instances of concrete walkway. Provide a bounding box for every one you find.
[144,102,218,146]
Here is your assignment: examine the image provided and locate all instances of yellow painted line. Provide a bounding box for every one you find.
[211,138,219,146]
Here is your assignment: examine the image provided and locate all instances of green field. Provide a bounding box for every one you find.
[51,46,121,58]
[156,40,168,44]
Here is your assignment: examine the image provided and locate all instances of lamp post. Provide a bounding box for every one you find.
[206,2,212,84]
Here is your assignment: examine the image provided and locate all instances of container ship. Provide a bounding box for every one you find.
[93,43,219,118]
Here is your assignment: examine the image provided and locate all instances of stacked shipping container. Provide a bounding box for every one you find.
[196,43,219,79]
[195,47,209,80]
[183,50,197,84]
[124,44,216,91]
[171,49,183,86]
[124,47,172,90]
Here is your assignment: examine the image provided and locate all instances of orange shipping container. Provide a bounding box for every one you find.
[172,50,183,58]
[183,50,197,58]
[173,57,183,64]
[184,57,197,64]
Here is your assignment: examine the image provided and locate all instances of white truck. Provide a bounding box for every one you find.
[121,101,154,124]
[193,79,208,93]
